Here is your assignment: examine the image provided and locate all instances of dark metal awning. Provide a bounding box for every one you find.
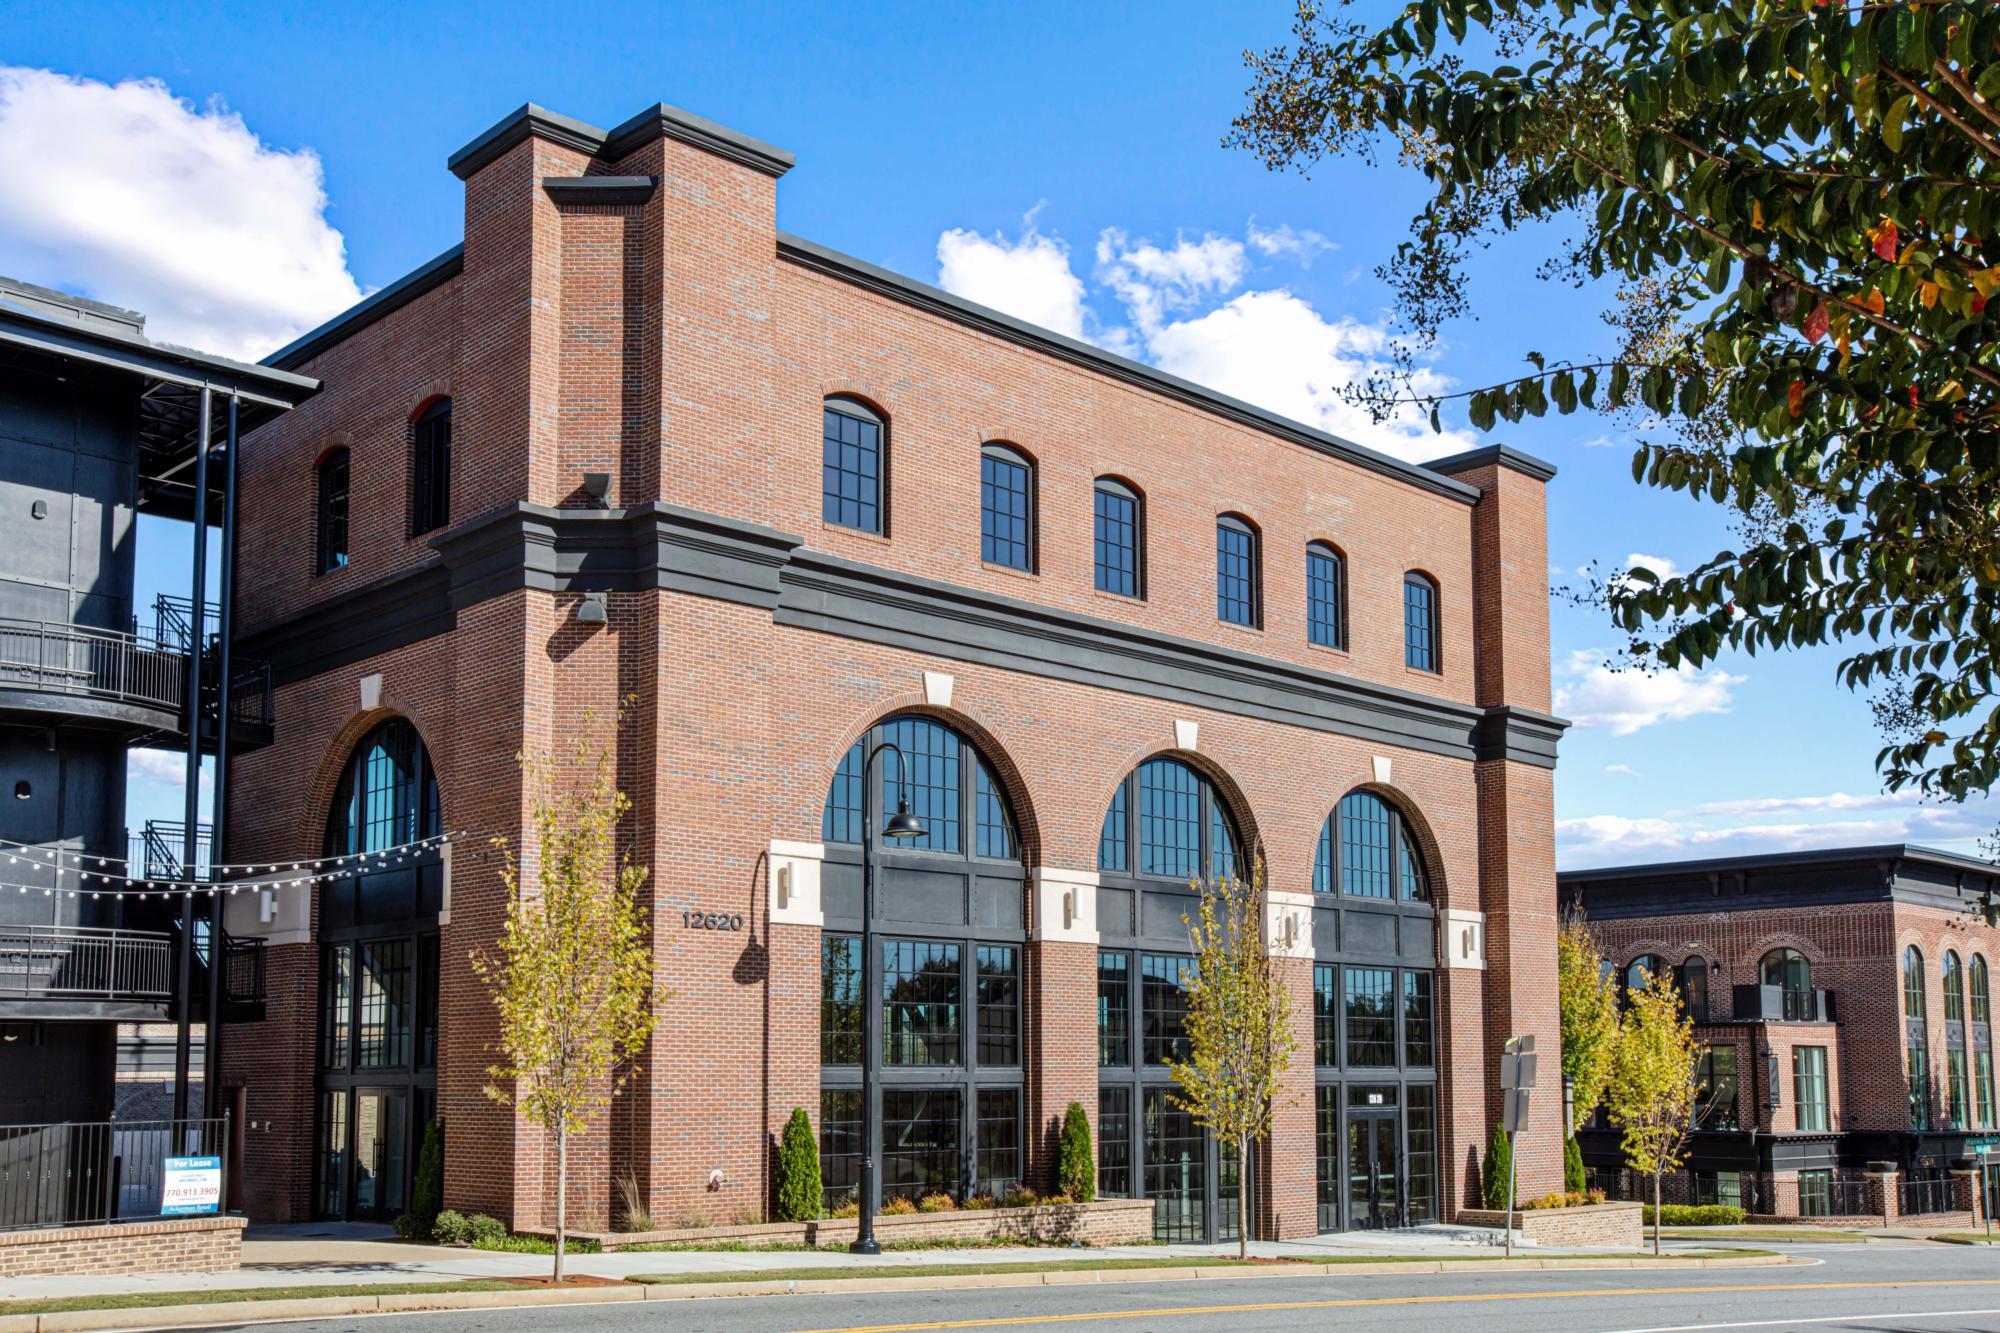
[0,278,320,523]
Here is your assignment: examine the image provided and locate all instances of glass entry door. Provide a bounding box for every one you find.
[1347,1113,1400,1229]
[349,1089,408,1220]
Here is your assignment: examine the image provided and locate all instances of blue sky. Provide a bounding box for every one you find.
[4,0,1989,867]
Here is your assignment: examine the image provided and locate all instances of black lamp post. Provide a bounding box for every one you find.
[852,740,926,1256]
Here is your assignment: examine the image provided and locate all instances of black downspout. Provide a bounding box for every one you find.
[203,393,239,1118]
[171,387,212,1127]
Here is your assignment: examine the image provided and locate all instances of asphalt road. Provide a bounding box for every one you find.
[234,1240,2000,1333]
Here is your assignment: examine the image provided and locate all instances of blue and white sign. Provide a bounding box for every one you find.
[161,1156,222,1216]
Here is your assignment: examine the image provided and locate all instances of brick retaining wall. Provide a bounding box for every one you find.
[0,1215,245,1277]
[1456,1202,1641,1248]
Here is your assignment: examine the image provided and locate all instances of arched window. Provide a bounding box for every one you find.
[1906,945,1931,1129]
[979,444,1034,572]
[822,715,1016,859]
[822,397,885,535]
[1677,957,1711,1021]
[1093,478,1144,599]
[1403,572,1439,672]
[1974,956,1996,1128]
[1097,757,1241,882]
[1760,947,1812,1019]
[1306,542,1346,650]
[326,719,438,855]
[316,447,350,574]
[1216,515,1261,628]
[1946,951,1967,1024]
[410,399,451,536]
[1625,954,1666,997]
[1946,950,1971,1127]
[1905,946,1927,1019]
[1311,791,1429,902]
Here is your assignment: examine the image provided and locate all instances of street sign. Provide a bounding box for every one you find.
[1501,1052,1538,1089]
[162,1156,221,1216]
[1503,1087,1531,1133]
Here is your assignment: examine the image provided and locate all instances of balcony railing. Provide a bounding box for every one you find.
[1732,983,1836,1023]
[0,926,173,1002]
[0,618,272,735]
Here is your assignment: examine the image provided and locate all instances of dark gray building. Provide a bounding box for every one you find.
[0,276,315,1129]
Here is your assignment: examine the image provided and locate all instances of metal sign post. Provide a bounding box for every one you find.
[1501,1036,1538,1258]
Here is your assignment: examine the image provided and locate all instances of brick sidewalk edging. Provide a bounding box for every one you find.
[0,1253,1796,1332]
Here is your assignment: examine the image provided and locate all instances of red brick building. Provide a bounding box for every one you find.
[1564,846,2000,1223]
[216,100,1567,1242]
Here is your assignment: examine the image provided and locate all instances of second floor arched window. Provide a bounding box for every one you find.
[1403,572,1439,672]
[979,444,1034,572]
[1312,790,1429,902]
[1097,757,1240,883]
[1215,515,1261,628]
[822,398,885,535]
[1092,478,1143,599]
[1906,946,1928,1020]
[1677,956,1710,1020]
[1306,542,1346,650]
[316,447,350,575]
[1625,954,1666,998]
[410,398,451,536]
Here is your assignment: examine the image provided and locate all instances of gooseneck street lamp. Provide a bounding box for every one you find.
[852,740,927,1256]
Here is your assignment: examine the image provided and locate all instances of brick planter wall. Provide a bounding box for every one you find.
[530,1198,1154,1251]
[1455,1202,1641,1248]
[0,1215,245,1277]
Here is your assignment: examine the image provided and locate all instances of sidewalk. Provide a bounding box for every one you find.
[0,1219,1633,1303]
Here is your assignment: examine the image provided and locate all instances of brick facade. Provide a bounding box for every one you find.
[0,1216,244,1278]
[218,100,1565,1238]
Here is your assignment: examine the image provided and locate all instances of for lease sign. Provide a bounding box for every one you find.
[161,1156,222,1215]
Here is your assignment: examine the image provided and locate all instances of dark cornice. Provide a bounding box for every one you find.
[448,103,608,180]
[601,103,794,177]
[241,502,1559,768]
[542,175,658,206]
[263,245,465,372]
[1426,443,1559,484]
[776,234,1485,507]
[1562,843,2000,920]
[1559,843,2000,886]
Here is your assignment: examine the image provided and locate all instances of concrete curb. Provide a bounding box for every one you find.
[0,1253,1799,1331]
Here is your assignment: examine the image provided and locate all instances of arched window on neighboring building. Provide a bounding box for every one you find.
[1974,955,1995,1128]
[1677,957,1711,1022]
[1306,542,1346,650]
[1403,572,1439,672]
[822,397,886,534]
[314,718,444,1223]
[1760,948,1814,1021]
[1625,954,1667,999]
[1906,945,1931,1129]
[979,443,1034,572]
[1945,951,1970,1127]
[316,447,350,574]
[1311,791,1429,903]
[410,398,452,536]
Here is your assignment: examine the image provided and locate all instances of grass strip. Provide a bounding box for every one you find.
[1659,1227,1867,1243]
[1929,1232,2000,1244]
[0,1280,531,1317]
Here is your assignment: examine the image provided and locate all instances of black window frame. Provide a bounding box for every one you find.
[1312,790,1430,903]
[1215,513,1262,629]
[1306,541,1347,650]
[1092,477,1145,600]
[409,397,452,537]
[1402,571,1440,673]
[979,442,1036,573]
[316,447,351,575]
[1096,756,1243,884]
[822,397,887,536]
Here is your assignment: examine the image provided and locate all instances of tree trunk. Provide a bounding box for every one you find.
[554,1124,568,1284]
[1237,1134,1249,1261]
[1652,1165,1662,1257]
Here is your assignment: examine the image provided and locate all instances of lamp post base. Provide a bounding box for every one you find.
[849,1237,881,1256]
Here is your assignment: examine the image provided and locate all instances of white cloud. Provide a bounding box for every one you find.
[1247,219,1336,264]
[1557,799,1996,870]
[127,748,212,798]
[1604,763,1639,776]
[1554,648,1743,736]
[1094,228,1247,336]
[1581,433,1621,449]
[0,67,365,362]
[1687,790,1919,817]
[1624,553,1680,582]
[936,216,1088,341]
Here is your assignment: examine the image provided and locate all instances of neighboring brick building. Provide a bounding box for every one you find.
[217,99,1567,1242]
[1564,845,2000,1223]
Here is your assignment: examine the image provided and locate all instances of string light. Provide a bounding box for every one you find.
[0,832,477,899]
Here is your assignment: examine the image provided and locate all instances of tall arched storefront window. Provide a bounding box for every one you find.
[313,719,443,1220]
[817,715,1025,1216]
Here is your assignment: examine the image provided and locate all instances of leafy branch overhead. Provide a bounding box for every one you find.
[1232,0,2000,804]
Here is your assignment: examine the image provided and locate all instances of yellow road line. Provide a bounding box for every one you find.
[783,1277,2000,1333]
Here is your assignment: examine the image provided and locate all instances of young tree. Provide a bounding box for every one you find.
[776,1107,823,1223]
[1607,967,1702,1255]
[1169,861,1298,1259]
[1232,2,2000,813]
[1482,1120,1514,1210]
[1559,912,1622,1142]
[474,720,657,1282]
[1057,1102,1096,1204]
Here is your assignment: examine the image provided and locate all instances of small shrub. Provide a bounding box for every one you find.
[1587,1188,1606,1204]
[431,1210,472,1245]
[731,1205,766,1227]
[616,1173,654,1234]
[1482,1123,1513,1210]
[881,1195,919,1216]
[917,1193,957,1213]
[680,1207,712,1230]
[831,1200,859,1219]
[776,1107,822,1223]
[1640,1203,1746,1226]
[470,1232,603,1255]
[392,1212,422,1241]
[411,1120,444,1236]
[1563,1135,1586,1194]
[1519,1189,1600,1211]
[962,1194,996,1211]
[466,1213,507,1247]
[1058,1102,1096,1204]
[1000,1187,1039,1209]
